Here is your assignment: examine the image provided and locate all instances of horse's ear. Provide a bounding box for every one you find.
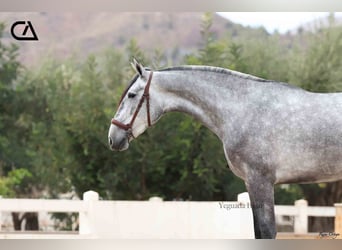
[131,58,148,79]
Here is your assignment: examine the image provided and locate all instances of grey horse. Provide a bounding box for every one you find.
[108,59,342,239]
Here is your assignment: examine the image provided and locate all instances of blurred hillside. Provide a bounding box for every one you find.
[2,12,325,66]
[1,13,341,67]
[0,12,242,65]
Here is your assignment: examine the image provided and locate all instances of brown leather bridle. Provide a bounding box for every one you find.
[111,71,153,137]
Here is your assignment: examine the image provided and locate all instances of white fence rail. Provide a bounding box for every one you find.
[1,191,342,239]
[275,199,337,234]
[0,191,254,239]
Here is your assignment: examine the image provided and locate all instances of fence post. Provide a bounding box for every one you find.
[334,203,342,237]
[294,199,308,234]
[237,192,254,238]
[149,197,163,202]
[79,190,99,237]
[237,192,250,205]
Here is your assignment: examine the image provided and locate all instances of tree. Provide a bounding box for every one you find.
[0,22,41,230]
[0,22,22,174]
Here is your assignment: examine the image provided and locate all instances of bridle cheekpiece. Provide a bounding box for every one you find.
[111,71,153,137]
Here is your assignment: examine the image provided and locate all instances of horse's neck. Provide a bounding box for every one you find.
[154,69,309,147]
[155,70,236,138]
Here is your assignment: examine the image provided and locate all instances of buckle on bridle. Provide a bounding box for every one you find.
[127,127,135,139]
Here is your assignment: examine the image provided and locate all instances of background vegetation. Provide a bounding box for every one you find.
[0,13,341,231]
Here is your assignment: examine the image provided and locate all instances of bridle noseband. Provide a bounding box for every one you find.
[111,71,153,137]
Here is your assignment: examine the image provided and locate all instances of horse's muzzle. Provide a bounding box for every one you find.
[108,135,129,151]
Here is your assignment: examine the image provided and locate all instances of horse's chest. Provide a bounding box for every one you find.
[223,143,273,181]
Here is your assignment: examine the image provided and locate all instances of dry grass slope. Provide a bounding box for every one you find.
[0,12,234,65]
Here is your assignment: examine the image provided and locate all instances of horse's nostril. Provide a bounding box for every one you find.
[108,137,113,146]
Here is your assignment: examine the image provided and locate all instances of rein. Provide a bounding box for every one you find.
[111,71,153,135]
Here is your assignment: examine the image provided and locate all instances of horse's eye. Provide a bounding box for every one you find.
[128,93,136,98]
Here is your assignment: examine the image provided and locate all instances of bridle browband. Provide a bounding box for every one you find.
[111,71,153,136]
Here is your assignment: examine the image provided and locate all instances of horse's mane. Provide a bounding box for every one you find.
[158,65,302,90]
[158,65,270,82]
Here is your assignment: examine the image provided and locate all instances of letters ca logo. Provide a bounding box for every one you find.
[10,21,39,41]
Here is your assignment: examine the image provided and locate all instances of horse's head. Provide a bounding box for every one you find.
[108,59,162,151]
